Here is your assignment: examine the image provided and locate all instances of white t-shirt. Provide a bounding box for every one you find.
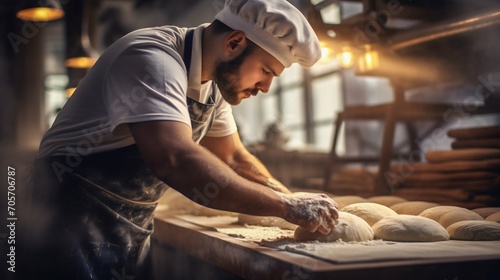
[38,24,237,158]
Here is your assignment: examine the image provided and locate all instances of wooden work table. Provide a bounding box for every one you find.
[151,212,500,280]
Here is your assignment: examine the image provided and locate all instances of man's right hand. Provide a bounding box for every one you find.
[278,192,339,234]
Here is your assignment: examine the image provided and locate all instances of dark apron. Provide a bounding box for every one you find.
[20,29,216,280]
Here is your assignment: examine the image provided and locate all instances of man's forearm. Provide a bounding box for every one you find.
[131,121,286,217]
[158,144,338,233]
[163,144,287,216]
[229,150,292,193]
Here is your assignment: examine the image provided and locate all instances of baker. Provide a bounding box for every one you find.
[22,0,339,279]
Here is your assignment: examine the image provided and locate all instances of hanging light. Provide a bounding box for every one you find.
[66,87,77,97]
[358,46,380,72]
[317,41,335,64]
[16,0,64,22]
[337,46,355,68]
[65,68,87,98]
[65,41,98,68]
[65,0,98,68]
[65,74,78,97]
[65,69,79,98]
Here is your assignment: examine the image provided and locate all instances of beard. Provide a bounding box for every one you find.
[213,45,257,105]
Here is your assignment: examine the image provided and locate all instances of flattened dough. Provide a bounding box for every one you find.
[419,206,484,228]
[447,220,500,241]
[332,195,368,209]
[237,214,297,230]
[160,188,238,216]
[367,196,407,207]
[390,201,440,215]
[341,202,398,226]
[472,207,500,219]
[486,212,500,223]
[372,215,449,242]
[294,212,374,242]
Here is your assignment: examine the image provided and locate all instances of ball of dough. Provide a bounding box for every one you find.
[294,212,374,242]
[447,220,500,241]
[341,202,398,226]
[486,212,500,223]
[419,206,484,228]
[332,196,368,209]
[472,207,500,219]
[390,201,440,215]
[367,196,407,207]
[237,214,297,230]
[372,215,449,242]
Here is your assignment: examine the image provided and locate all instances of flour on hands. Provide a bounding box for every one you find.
[278,192,339,234]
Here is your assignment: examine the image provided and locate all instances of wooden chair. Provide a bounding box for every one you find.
[323,83,498,196]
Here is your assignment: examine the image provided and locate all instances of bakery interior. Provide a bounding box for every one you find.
[1,0,500,279]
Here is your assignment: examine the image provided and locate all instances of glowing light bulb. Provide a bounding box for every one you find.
[337,47,354,68]
[358,48,380,72]
[66,87,77,98]
[65,57,97,68]
[17,7,64,22]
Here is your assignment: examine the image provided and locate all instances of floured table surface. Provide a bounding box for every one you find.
[264,239,500,264]
[172,214,500,263]
[176,215,295,243]
[153,213,500,280]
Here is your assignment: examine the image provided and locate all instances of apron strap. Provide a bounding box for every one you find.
[72,173,160,206]
[183,29,194,73]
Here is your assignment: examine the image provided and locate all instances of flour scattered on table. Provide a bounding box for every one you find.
[281,239,393,251]
[217,225,295,243]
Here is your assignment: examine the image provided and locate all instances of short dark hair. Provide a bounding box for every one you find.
[211,19,234,34]
[210,19,258,53]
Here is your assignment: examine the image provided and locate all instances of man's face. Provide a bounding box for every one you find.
[214,43,284,105]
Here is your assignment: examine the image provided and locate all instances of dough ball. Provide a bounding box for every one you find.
[341,202,398,226]
[372,215,449,242]
[332,196,368,209]
[237,214,297,230]
[160,188,238,216]
[294,212,373,242]
[472,207,500,219]
[367,196,407,207]
[486,212,500,223]
[447,220,500,241]
[419,206,483,228]
[390,201,440,215]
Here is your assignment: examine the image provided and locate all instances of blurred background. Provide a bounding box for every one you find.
[1,1,500,278]
[0,0,499,199]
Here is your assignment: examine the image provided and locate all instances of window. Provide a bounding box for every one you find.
[232,59,344,152]
[44,74,69,127]
[281,87,304,128]
[231,0,346,152]
[312,73,343,151]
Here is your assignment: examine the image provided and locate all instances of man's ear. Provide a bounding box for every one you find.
[224,31,247,58]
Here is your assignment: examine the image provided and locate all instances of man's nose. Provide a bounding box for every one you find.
[257,76,273,93]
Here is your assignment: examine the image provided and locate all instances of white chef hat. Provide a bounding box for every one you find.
[215,0,321,68]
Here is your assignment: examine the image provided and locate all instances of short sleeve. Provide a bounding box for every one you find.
[205,87,238,137]
[104,46,192,135]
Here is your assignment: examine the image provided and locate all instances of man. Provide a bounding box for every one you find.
[21,0,339,279]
